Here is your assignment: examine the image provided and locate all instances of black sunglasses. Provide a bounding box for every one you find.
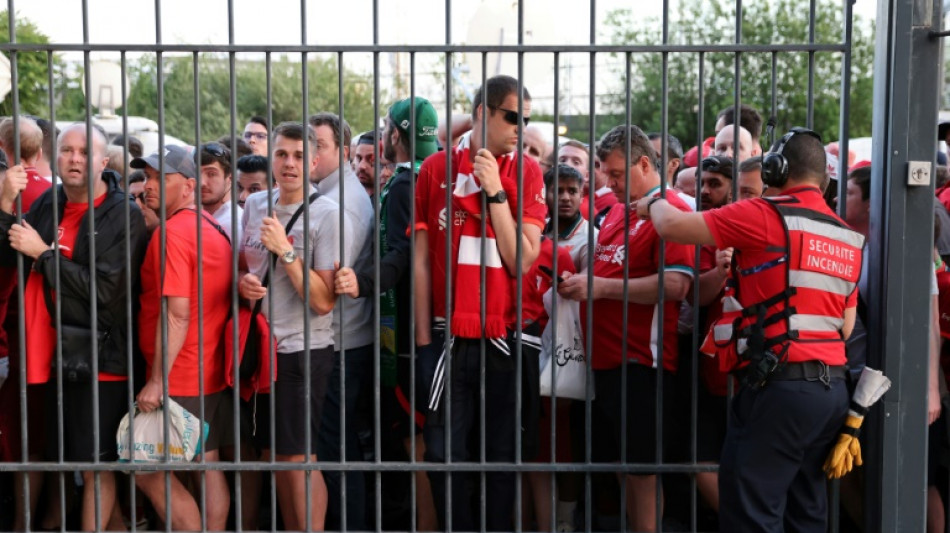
[490,106,530,127]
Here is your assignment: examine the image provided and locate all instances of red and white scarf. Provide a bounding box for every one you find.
[449,143,521,339]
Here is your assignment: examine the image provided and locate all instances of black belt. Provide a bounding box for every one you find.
[736,360,846,386]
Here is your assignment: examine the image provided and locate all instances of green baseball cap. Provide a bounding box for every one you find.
[388,97,439,161]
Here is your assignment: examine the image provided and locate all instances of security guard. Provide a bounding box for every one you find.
[636,128,864,532]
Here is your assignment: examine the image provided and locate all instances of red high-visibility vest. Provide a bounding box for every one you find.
[706,196,864,370]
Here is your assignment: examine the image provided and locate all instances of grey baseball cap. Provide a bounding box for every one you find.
[130,145,197,179]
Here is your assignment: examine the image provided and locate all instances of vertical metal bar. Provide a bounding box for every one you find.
[548,50,561,533]
[265,49,278,533]
[443,0,455,526]
[620,49,631,530]
[836,0,855,222]
[807,0,817,129]
[658,2,671,529]
[7,2,30,528]
[514,4,527,530]
[334,48,347,533]
[300,3,314,528]
[45,47,68,533]
[151,2,175,530]
[690,50,707,533]
[831,1,856,524]
[770,51,778,147]
[732,0,743,201]
[408,50,418,533]
[584,4,597,532]
[79,0,105,528]
[478,49,488,533]
[372,2,382,531]
[192,50,209,533]
[119,49,139,533]
[226,1,243,529]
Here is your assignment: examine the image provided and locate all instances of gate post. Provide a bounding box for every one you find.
[866,0,942,530]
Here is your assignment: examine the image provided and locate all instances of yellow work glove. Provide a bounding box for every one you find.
[823,414,863,479]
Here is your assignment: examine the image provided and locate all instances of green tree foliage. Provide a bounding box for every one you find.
[126,53,376,144]
[0,11,72,118]
[601,0,874,149]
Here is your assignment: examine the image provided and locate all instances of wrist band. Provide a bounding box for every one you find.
[647,197,663,215]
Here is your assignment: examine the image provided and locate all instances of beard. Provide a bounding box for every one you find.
[383,133,397,163]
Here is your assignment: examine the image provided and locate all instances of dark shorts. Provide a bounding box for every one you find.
[173,391,233,453]
[0,381,45,461]
[44,380,130,462]
[696,388,728,462]
[593,364,674,469]
[274,347,333,456]
[238,391,273,452]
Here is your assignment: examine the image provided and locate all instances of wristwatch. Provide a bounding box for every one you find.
[485,189,508,204]
[280,249,297,265]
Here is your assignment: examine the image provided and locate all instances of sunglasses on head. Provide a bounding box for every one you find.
[701,157,733,175]
[201,143,227,158]
[489,105,530,127]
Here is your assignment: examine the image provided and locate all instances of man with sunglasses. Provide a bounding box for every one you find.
[133,145,234,530]
[199,142,242,243]
[243,116,269,157]
[415,74,547,531]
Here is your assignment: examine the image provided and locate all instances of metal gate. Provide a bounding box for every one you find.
[0,0,942,531]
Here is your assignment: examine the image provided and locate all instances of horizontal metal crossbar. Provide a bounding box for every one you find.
[0,42,850,54]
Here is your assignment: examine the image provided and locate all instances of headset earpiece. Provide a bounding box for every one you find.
[760,127,822,188]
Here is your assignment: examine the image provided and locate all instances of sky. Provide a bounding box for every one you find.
[13,0,880,119]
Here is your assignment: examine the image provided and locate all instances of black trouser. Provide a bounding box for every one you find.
[424,337,518,532]
[719,377,848,533]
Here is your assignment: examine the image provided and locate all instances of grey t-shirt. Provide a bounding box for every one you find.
[240,188,340,352]
[314,166,375,350]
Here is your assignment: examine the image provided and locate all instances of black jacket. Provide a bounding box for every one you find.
[0,170,148,376]
[355,165,413,355]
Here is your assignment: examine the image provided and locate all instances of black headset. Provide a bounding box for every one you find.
[761,127,822,188]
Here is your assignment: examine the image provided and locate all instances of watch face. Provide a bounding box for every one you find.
[282,250,297,263]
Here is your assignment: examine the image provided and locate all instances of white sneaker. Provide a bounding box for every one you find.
[556,519,575,532]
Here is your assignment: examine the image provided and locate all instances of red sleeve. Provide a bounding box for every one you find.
[660,239,697,278]
[414,155,436,233]
[702,199,773,252]
[521,159,548,229]
[556,246,576,276]
[162,223,194,298]
[845,286,858,308]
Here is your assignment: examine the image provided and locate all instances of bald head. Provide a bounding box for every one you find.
[58,123,108,156]
[674,167,698,198]
[0,117,43,165]
[522,125,548,163]
[714,124,757,162]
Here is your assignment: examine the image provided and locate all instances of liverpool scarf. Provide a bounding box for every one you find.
[449,147,520,340]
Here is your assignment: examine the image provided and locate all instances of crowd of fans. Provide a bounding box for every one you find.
[0,73,946,532]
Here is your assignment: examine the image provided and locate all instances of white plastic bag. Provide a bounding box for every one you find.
[116,398,209,463]
[539,288,591,400]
